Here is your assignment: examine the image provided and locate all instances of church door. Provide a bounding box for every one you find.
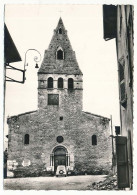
[54,147,67,173]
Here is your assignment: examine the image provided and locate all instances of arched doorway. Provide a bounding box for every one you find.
[52,146,68,174]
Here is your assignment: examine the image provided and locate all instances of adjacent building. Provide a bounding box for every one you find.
[4,23,22,178]
[103,5,133,189]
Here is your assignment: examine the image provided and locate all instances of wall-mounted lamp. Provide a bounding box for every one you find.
[23,49,41,83]
[24,49,41,69]
[6,49,41,84]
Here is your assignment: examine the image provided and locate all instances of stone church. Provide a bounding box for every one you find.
[7,18,112,177]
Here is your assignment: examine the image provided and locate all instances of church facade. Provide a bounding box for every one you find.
[7,18,112,177]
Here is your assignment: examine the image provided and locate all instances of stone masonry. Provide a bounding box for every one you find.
[7,18,112,177]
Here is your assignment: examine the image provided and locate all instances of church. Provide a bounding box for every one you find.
[7,18,112,177]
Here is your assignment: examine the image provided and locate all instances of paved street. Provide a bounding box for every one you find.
[4,175,106,190]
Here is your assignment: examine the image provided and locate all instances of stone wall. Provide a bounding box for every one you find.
[7,18,112,178]
[74,112,112,174]
[38,74,83,112]
[7,109,112,177]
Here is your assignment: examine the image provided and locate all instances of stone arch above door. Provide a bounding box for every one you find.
[53,146,68,155]
[50,146,70,174]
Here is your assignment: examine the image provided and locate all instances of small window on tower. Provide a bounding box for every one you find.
[57,49,63,60]
[58,28,62,34]
[48,94,59,105]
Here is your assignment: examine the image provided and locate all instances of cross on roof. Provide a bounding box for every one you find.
[59,10,63,16]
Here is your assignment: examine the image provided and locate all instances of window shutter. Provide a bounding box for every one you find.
[120,82,126,102]
[119,63,124,82]
[116,136,129,188]
[118,57,127,107]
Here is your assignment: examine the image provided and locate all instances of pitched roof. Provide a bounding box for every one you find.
[4,24,22,63]
[82,111,110,120]
[38,18,82,75]
[7,110,37,119]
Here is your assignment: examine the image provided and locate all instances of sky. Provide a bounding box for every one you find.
[4,4,120,143]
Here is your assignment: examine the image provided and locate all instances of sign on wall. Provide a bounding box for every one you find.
[22,159,31,167]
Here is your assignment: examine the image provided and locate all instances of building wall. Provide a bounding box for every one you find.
[38,73,83,113]
[7,18,112,178]
[116,5,133,188]
[7,110,112,177]
[117,5,133,139]
[74,112,112,174]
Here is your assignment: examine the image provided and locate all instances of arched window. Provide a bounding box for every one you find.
[68,78,74,89]
[24,134,29,145]
[57,49,63,60]
[58,28,62,34]
[58,78,63,89]
[47,77,53,88]
[92,135,97,145]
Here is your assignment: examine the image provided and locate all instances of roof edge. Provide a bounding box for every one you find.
[82,111,110,120]
[7,110,37,119]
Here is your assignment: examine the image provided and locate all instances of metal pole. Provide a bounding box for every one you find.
[110,114,115,175]
[110,115,114,156]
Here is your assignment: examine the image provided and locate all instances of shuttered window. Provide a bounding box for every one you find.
[119,63,124,82]
[116,136,129,188]
[120,82,126,101]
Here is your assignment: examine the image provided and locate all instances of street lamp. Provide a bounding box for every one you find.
[24,49,41,68]
[5,49,41,84]
[23,49,41,83]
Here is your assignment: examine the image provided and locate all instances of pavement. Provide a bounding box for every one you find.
[4,175,107,190]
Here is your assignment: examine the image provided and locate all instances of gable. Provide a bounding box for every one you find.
[38,18,82,75]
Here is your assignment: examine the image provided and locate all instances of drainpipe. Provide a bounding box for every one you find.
[110,115,115,167]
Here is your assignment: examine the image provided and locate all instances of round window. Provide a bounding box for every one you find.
[57,136,64,143]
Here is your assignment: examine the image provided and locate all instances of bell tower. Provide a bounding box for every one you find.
[38,18,83,118]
